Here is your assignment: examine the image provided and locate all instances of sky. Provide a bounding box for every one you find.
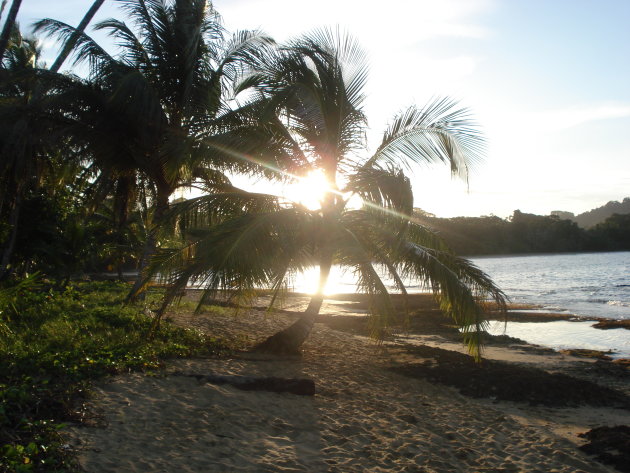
[8,0,630,218]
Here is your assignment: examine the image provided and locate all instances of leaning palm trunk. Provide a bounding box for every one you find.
[255,253,333,355]
[0,0,21,63]
[49,0,105,73]
[127,191,170,302]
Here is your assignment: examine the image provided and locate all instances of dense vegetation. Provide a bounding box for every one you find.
[415,209,630,256]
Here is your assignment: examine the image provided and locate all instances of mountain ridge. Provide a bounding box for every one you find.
[551,197,630,228]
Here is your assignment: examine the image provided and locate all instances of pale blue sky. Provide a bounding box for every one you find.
[9,0,630,218]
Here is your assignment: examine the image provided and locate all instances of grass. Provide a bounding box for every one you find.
[0,280,234,472]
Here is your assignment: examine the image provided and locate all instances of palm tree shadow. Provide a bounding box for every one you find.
[200,352,330,471]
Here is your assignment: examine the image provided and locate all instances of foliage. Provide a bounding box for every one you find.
[3,170,145,283]
[0,281,232,472]
[586,213,630,251]
[414,213,512,255]
[34,0,276,298]
[414,209,630,256]
[0,26,67,280]
[509,210,586,253]
[151,30,507,357]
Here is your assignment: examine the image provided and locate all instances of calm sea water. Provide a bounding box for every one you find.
[292,251,630,357]
[295,251,630,320]
[471,251,630,320]
[472,252,630,358]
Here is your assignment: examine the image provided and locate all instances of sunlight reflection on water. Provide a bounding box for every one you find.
[288,255,630,357]
[486,320,630,359]
[288,265,427,295]
[290,253,630,321]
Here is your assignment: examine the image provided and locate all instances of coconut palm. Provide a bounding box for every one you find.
[0,27,66,279]
[34,0,275,298]
[149,30,507,359]
[0,0,22,63]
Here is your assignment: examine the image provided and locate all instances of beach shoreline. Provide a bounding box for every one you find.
[65,294,630,472]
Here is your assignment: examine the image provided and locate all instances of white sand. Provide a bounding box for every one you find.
[67,308,628,473]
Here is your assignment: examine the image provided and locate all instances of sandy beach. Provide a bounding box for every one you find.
[67,294,630,472]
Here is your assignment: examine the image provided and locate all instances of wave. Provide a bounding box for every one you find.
[607,300,630,307]
[586,299,630,307]
[585,298,630,306]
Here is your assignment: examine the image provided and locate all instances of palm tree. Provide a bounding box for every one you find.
[0,27,66,279]
[34,0,274,298]
[150,30,507,359]
[0,1,109,280]
[0,0,21,63]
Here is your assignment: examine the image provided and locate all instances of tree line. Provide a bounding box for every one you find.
[414,210,630,256]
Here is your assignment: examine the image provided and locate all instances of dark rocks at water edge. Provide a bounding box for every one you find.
[579,425,630,473]
[389,345,630,408]
[592,319,630,330]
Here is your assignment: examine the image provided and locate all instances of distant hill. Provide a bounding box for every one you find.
[413,207,630,255]
[552,197,630,228]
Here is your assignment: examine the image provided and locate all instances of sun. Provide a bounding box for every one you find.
[284,170,331,210]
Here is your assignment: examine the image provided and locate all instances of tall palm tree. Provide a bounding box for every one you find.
[0,28,65,279]
[35,0,274,298]
[0,0,21,63]
[150,30,507,359]
[0,1,110,279]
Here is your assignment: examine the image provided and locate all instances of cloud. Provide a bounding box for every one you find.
[535,103,630,131]
[216,0,494,44]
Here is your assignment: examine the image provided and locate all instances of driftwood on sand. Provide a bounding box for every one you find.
[172,372,316,396]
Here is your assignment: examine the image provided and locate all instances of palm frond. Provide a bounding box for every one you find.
[368,97,485,182]
[197,99,312,178]
[247,29,369,170]
[338,209,506,358]
[32,18,114,75]
[165,190,284,228]
[216,30,275,82]
[115,0,165,55]
[344,164,414,215]
[149,204,321,312]
[297,27,369,109]
[93,18,151,67]
[396,223,507,359]
[335,223,397,338]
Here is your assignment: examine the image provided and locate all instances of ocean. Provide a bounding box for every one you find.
[472,251,630,320]
[294,251,630,320]
[472,252,630,358]
[291,251,630,358]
